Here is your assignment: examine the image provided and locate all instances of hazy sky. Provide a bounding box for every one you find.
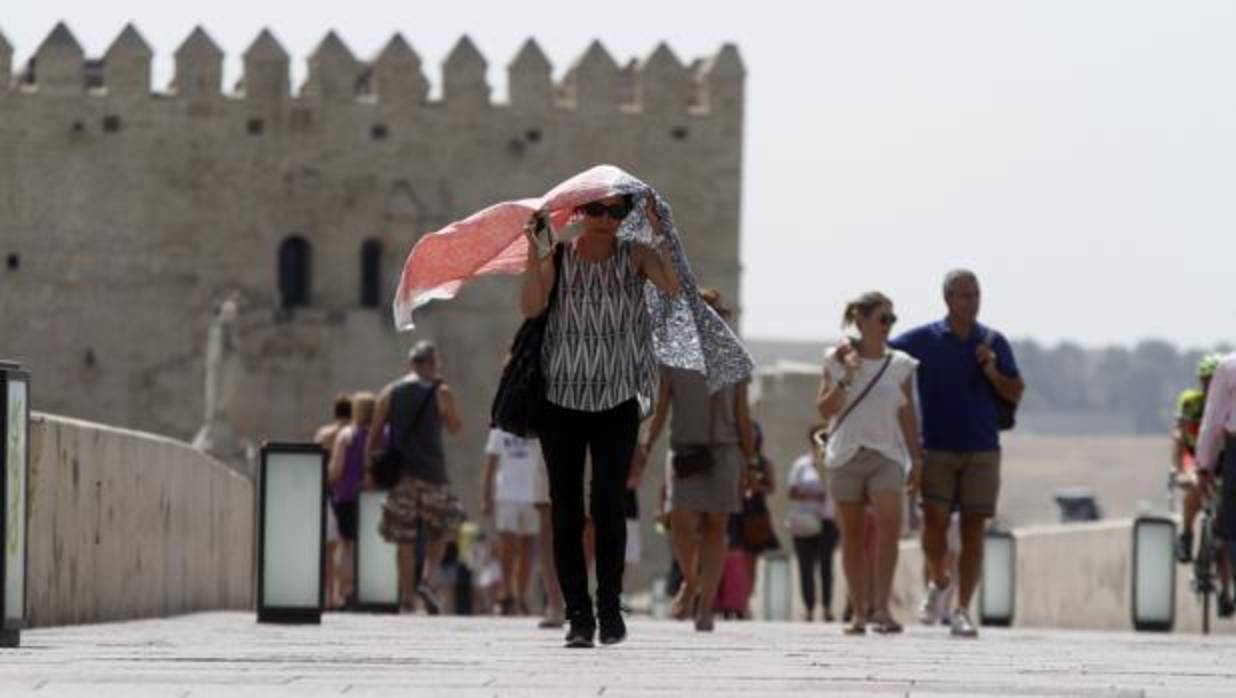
[6,1,1235,349]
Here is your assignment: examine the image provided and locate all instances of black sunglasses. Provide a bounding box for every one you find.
[579,201,633,220]
[877,313,898,327]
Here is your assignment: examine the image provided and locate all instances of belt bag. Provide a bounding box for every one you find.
[671,388,721,478]
[671,445,713,478]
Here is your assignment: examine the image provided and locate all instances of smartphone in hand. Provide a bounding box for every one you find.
[532,213,554,259]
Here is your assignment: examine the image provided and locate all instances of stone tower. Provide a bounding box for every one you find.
[0,22,746,527]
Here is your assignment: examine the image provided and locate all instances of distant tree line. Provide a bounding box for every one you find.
[1014,339,1234,434]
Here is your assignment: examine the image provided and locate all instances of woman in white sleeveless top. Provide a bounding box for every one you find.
[816,291,923,635]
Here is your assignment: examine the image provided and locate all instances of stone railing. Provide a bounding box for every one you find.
[26,413,253,627]
[753,518,1231,635]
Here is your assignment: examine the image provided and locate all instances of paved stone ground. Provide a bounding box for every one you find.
[2,612,1236,697]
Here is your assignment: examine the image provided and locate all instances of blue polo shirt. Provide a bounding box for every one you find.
[890,319,1020,452]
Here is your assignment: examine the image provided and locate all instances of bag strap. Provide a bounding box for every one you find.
[542,244,566,317]
[388,380,440,452]
[831,353,893,435]
[409,382,441,429]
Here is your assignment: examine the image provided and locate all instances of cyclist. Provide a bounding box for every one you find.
[1196,352,1236,619]
[1173,354,1222,563]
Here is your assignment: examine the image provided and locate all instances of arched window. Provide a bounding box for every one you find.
[278,236,311,309]
[360,239,383,308]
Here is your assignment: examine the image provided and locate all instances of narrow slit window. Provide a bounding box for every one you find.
[278,236,311,309]
[360,239,382,308]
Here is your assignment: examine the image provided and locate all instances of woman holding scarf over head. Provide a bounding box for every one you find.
[392,165,756,649]
[520,192,679,647]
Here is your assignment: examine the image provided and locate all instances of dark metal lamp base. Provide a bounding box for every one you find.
[0,628,19,648]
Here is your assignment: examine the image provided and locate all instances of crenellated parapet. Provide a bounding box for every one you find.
[442,36,489,109]
[28,22,85,95]
[560,40,624,114]
[102,24,152,97]
[301,31,360,103]
[240,29,290,102]
[173,27,223,100]
[370,33,430,107]
[0,21,743,116]
[507,39,552,112]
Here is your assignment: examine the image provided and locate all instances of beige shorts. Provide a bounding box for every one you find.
[921,450,1001,516]
[828,448,905,504]
[496,501,540,536]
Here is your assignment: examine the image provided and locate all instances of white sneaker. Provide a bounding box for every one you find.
[918,582,948,625]
[949,608,979,638]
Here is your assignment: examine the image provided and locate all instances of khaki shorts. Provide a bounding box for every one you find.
[828,448,905,504]
[921,450,1001,516]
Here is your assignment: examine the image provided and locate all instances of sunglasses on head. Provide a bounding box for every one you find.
[579,200,633,220]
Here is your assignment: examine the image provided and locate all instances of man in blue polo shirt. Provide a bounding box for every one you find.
[891,270,1024,638]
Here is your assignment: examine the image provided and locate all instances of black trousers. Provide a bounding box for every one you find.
[540,399,639,621]
[792,519,840,614]
[1216,439,1236,541]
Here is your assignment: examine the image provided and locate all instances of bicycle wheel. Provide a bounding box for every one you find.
[1196,517,1214,634]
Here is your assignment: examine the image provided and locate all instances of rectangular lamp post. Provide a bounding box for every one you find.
[257,442,326,624]
[760,550,793,621]
[1,363,30,648]
[353,490,399,613]
[1132,515,1175,632]
[979,529,1016,627]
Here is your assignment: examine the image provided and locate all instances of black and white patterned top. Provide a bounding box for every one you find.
[542,239,655,413]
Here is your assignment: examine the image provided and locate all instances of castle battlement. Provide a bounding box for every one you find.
[0,21,746,525]
[0,22,744,116]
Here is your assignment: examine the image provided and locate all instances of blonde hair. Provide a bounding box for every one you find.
[351,391,377,425]
[841,291,892,329]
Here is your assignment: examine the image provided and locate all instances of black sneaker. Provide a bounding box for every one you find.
[599,613,627,646]
[1176,530,1194,564]
[564,617,596,649]
[1219,592,1235,619]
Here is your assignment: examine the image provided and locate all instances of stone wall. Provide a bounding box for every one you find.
[751,518,1232,635]
[0,22,745,527]
[26,413,253,627]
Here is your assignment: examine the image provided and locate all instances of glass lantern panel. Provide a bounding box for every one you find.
[1134,520,1174,623]
[356,491,399,605]
[4,379,27,627]
[262,451,323,608]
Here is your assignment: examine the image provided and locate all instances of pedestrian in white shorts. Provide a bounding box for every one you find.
[483,427,543,615]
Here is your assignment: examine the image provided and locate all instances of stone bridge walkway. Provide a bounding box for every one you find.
[2,612,1235,697]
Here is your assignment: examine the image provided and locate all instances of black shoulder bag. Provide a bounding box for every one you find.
[371,382,440,490]
[490,245,565,438]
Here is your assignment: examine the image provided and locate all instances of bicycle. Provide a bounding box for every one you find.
[1190,473,1235,635]
[1191,502,1218,634]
